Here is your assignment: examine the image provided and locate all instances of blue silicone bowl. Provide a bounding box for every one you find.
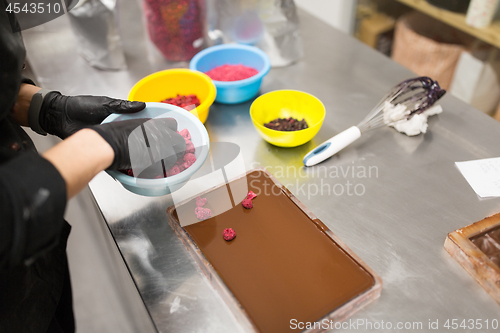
[101,102,210,197]
[189,44,271,104]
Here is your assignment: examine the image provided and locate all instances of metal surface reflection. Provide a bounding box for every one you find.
[23,2,500,332]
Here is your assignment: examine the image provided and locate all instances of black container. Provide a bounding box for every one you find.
[426,0,471,13]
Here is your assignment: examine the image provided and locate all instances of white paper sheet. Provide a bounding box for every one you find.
[456,157,500,198]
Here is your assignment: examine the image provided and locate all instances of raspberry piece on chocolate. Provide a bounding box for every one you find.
[195,207,212,220]
[242,198,253,209]
[196,196,207,207]
[223,228,236,241]
[246,191,257,200]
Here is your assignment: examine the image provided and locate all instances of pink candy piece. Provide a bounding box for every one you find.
[196,196,207,207]
[242,198,253,209]
[223,228,236,241]
[195,207,212,220]
[246,191,257,200]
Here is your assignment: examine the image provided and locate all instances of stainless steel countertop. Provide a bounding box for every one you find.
[23,2,500,332]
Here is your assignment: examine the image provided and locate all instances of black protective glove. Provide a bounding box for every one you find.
[91,117,186,172]
[39,91,146,139]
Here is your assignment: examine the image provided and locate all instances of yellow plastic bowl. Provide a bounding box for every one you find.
[250,90,325,147]
[128,69,216,124]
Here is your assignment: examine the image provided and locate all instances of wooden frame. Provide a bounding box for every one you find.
[444,213,500,304]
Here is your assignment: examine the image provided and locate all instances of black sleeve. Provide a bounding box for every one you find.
[0,151,67,268]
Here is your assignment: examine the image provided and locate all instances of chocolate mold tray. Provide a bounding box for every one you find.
[167,168,382,333]
[445,213,500,304]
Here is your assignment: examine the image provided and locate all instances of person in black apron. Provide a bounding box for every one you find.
[0,2,185,331]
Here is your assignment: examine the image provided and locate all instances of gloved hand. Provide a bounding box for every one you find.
[39,91,146,139]
[91,117,186,171]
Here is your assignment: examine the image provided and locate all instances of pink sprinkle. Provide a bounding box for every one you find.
[196,196,207,207]
[205,64,259,81]
[223,228,236,241]
[246,191,257,200]
[195,207,212,220]
[242,198,253,209]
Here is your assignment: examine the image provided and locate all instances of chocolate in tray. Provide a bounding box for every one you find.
[167,169,382,333]
[445,213,500,305]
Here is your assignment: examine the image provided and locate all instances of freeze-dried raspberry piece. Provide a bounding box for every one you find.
[183,153,196,168]
[205,64,258,81]
[185,140,195,154]
[246,191,257,200]
[166,165,181,177]
[242,198,253,209]
[118,127,197,179]
[178,128,191,141]
[195,207,212,220]
[119,169,135,177]
[196,196,207,207]
[175,159,186,172]
[161,94,200,110]
[223,228,236,241]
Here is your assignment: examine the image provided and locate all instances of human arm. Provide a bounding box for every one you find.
[8,81,146,137]
[9,83,41,126]
[42,128,114,199]
[0,129,113,268]
[0,118,185,268]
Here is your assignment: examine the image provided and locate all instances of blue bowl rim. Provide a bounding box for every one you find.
[189,44,271,88]
[102,102,210,191]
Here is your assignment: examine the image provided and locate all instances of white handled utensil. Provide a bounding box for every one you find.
[303,77,446,167]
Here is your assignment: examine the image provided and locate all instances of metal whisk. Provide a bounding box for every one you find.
[303,77,446,167]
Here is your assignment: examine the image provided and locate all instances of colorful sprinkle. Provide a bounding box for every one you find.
[144,0,203,61]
